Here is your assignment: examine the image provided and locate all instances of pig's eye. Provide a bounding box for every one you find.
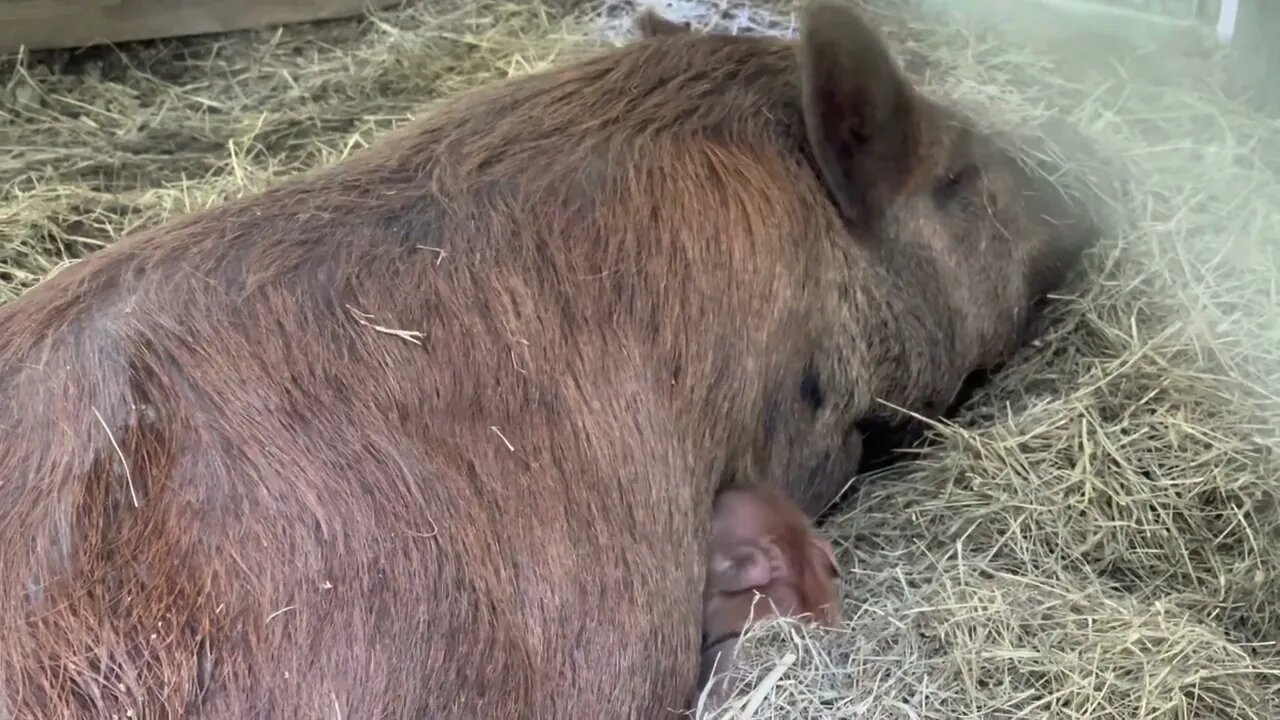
[933,163,979,206]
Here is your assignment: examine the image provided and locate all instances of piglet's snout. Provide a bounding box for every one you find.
[712,542,785,594]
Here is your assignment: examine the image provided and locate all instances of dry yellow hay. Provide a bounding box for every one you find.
[2,0,1277,717]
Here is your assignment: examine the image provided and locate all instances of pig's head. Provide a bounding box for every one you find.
[793,0,1099,387]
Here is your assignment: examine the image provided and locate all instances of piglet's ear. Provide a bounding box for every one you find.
[809,536,839,578]
[798,0,917,230]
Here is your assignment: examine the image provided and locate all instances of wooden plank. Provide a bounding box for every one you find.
[916,0,1206,51]
[1018,0,1199,26]
[0,0,403,54]
[1223,0,1280,113]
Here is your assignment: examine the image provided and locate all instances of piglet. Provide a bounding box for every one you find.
[696,485,842,710]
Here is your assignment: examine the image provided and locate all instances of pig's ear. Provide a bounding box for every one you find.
[635,7,692,38]
[798,0,916,229]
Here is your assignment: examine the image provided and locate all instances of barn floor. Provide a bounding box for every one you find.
[2,0,1278,717]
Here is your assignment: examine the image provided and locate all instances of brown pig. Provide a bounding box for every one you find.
[697,485,842,710]
[0,0,1097,717]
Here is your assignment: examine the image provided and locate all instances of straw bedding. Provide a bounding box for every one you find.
[2,0,1277,717]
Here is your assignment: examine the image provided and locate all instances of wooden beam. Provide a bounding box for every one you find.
[1018,0,1199,27]
[0,0,403,54]
[1223,0,1280,113]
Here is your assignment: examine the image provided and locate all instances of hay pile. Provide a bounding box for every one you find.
[0,0,591,299]
[2,0,1278,717]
